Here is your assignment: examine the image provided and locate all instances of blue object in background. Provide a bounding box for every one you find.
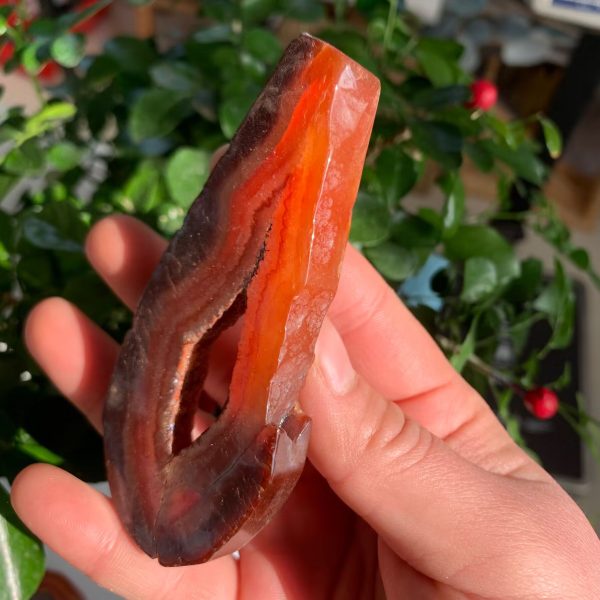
[399,255,448,312]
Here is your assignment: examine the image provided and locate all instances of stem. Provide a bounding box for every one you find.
[384,0,399,50]
[438,335,521,392]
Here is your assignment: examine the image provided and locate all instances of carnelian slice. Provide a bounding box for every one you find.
[104,33,380,566]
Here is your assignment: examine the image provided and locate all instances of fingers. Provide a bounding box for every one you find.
[85,215,167,311]
[11,465,238,600]
[25,298,118,432]
[301,321,557,591]
[330,247,479,440]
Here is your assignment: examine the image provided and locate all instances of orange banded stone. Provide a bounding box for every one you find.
[104,33,380,566]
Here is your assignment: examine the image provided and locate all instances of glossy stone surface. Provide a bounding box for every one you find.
[103,33,380,566]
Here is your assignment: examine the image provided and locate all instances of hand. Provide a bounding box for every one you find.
[12,214,600,599]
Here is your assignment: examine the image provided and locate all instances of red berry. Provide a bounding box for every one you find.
[467,80,498,111]
[524,388,559,420]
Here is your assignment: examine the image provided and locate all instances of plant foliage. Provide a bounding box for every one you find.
[1,0,599,595]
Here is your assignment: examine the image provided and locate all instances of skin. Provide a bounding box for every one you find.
[11,213,600,600]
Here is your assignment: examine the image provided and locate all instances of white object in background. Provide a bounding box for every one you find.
[530,0,600,30]
[405,0,446,24]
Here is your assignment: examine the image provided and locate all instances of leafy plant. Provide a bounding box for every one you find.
[1,0,599,595]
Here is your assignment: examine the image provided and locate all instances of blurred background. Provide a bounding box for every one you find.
[1,0,600,597]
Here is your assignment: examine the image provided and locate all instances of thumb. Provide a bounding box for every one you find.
[300,320,571,593]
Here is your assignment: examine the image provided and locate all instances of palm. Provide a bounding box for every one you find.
[237,463,376,599]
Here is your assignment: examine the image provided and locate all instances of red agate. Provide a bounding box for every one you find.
[103,33,380,566]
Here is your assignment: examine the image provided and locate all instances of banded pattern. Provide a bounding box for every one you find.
[104,33,380,566]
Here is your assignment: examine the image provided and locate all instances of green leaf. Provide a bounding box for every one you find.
[364,241,420,281]
[120,160,166,213]
[21,43,43,76]
[83,54,119,88]
[411,121,463,169]
[375,147,418,208]
[150,62,204,94]
[415,39,463,87]
[533,258,575,351]
[413,85,470,110]
[193,24,233,44]
[241,0,279,23]
[104,37,156,74]
[21,102,76,142]
[539,116,562,159]
[201,0,239,21]
[317,29,377,71]
[165,148,210,208]
[13,429,64,465]
[481,139,547,185]
[4,141,44,175]
[48,142,81,171]
[569,248,590,270]
[282,0,325,21]
[439,172,465,238]
[391,213,440,249]
[243,28,282,64]
[0,175,16,202]
[350,191,390,246]
[444,225,521,285]
[465,141,494,172]
[51,33,85,68]
[129,89,190,143]
[450,314,479,374]
[461,257,497,303]
[0,484,45,600]
[219,95,252,140]
[504,258,543,304]
[22,217,83,252]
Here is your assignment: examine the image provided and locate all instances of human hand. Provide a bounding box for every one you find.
[12,214,600,599]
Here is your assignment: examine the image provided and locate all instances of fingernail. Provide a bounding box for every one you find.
[315,322,356,396]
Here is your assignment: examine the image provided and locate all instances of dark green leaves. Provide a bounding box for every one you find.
[364,242,420,281]
[445,225,521,285]
[150,62,204,94]
[411,121,463,169]
[48,142,81,171]
[22,218,83,252]
[350,191,390,246]
[374,147,419,208]
[439,172,465,238]
[119,160,166,214]
[104,37,156,74]
[129,90,190,143]
[461,257,497,303]
[243,29,282,64]
[415,38,464,87]
[282,0,325,21]
[481,139,547,185]
[0,484,45,600]
[534,259,575,351]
